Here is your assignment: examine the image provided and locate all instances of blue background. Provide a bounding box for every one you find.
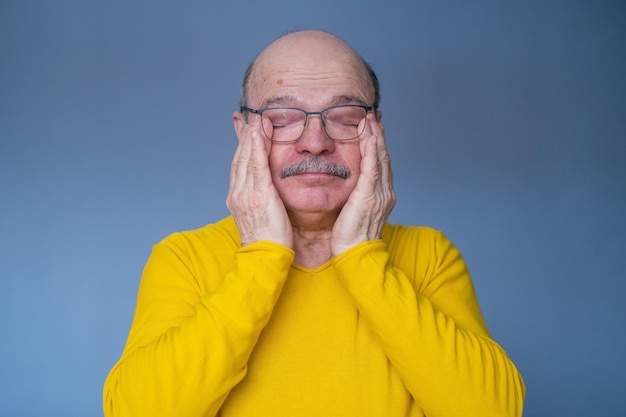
[1,1,625,416]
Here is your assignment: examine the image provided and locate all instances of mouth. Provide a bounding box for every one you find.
[279,158,351,179]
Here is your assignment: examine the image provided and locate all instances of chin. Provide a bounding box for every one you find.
[283,187,348,207]
[285,196,346,217]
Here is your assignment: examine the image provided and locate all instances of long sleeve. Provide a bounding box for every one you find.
[333,226,525,417]
[103,229,294,417]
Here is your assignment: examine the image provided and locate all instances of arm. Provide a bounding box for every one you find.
[104,114,295,416]
[331,114,524,415]
[333,231,525,417]
[103,235,294,417]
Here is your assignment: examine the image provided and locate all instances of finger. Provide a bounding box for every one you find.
[359,112,380,138]
[358,135,380,187]
[229,136,245,191]
[229,119,263,198]
[365,114,387,155]
[249,130,271,182]
[366,114,393,188]
[231,130,253,190]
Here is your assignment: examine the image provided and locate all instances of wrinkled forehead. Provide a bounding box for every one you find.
[247,33,374,107]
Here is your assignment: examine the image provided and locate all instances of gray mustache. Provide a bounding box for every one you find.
[279,158,351,179]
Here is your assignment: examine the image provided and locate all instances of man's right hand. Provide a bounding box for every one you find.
[226,124,293,248]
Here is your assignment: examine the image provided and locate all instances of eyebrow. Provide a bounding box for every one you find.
[261,94,368,109]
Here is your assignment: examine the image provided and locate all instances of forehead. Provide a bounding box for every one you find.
[248,34,374,108]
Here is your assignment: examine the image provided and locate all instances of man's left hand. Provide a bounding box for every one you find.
[331,113,396,256]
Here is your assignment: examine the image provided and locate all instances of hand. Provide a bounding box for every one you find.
[226,122,293,248]
[331,113,396,256]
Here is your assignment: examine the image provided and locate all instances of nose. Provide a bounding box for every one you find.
[295,115,335,155]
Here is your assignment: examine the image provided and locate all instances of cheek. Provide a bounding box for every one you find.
[267,145,284,179]
[343,146,363,179]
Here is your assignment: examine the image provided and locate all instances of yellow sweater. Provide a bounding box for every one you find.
[103,217,524,416]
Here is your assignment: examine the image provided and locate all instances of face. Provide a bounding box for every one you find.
[234,32,380,220]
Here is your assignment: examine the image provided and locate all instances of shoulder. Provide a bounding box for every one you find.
[142,217,241,291]
[147,217,241,276]
[382,223,453,254]
[156,216,240,253]
[382,223,464,289]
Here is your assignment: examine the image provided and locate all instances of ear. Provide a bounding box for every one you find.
[375,109,383,123]
[233,111,246,141]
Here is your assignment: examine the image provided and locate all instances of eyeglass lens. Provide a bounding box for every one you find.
[260,106,367,142]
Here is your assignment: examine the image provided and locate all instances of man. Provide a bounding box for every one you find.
[103,30,525,416]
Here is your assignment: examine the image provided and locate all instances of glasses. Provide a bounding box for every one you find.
[240,104,374,142]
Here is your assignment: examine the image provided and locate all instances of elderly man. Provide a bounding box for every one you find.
[104,30,525,416]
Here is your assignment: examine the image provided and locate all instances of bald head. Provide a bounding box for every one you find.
[239,30,380,110]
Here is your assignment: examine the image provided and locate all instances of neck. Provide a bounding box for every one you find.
[293,231,332,268]
[289,212,337,268]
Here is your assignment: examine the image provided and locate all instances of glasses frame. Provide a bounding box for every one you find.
[240,104,375,143]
